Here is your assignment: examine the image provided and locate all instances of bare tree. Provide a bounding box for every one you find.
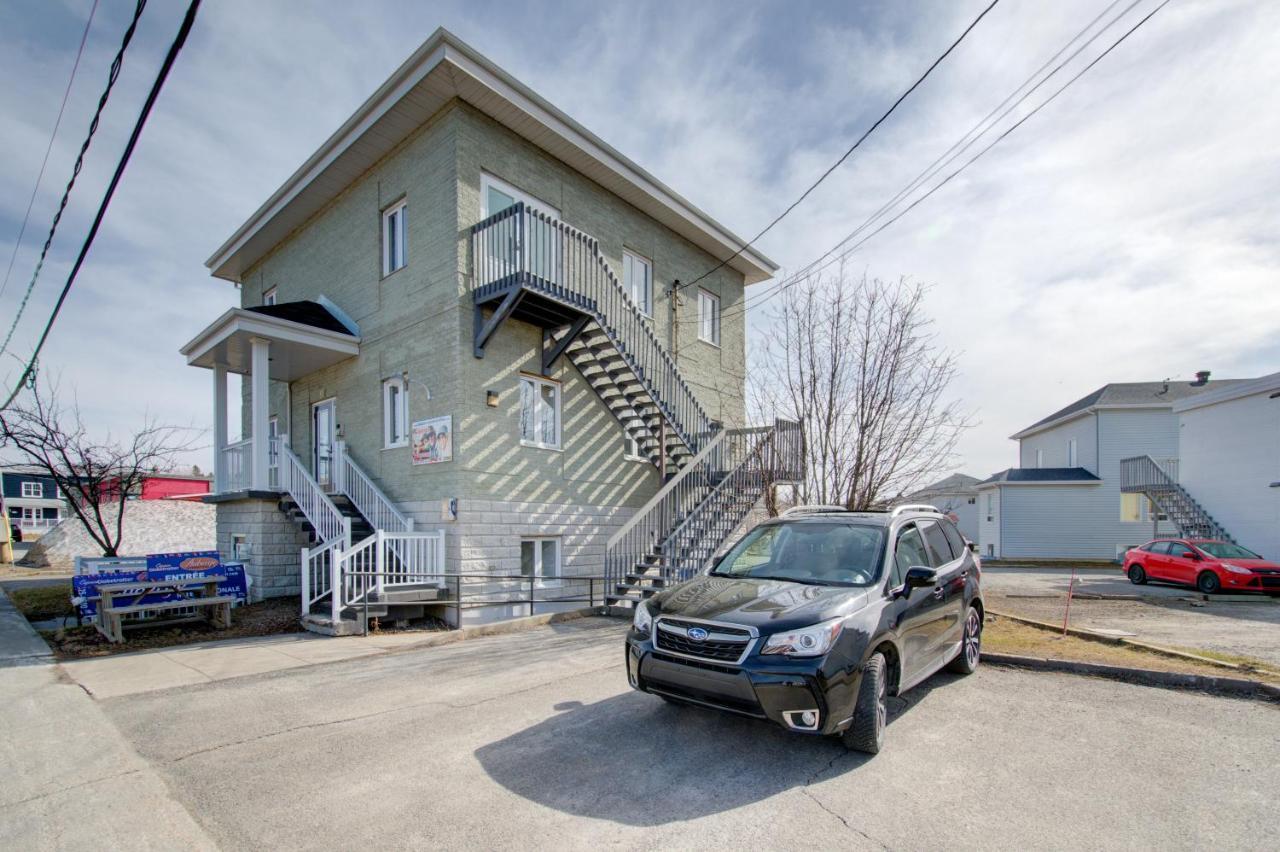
[750,267,972,510]
[0,376,201,557]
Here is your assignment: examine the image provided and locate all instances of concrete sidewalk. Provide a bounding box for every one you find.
[0,588,215,850]
[61,629,452,699]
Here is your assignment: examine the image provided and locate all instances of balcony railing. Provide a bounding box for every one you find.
[471,202,712,455]
[220,439,254,492]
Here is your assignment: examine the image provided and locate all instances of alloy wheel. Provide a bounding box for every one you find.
[964,608,982,668]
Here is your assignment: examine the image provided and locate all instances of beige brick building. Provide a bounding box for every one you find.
[181,29,798,631]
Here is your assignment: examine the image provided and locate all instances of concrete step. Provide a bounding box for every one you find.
[301,613,364,636]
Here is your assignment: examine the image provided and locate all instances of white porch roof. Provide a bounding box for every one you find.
[180,308,359,381]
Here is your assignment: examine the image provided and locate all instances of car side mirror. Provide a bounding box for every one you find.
[967,541,978,554]
[896,566,937,599]
[1186,551,1201,561]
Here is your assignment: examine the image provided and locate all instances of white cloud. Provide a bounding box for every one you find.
[1,0,1276,480]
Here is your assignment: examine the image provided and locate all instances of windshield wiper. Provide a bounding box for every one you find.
[742,574,834,587]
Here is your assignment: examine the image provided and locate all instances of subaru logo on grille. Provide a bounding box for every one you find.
[686,627,709,642]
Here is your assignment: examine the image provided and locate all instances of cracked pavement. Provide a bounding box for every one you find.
[82,617,1280,849]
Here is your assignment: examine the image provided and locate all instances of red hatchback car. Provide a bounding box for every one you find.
[1122,539,1280,595]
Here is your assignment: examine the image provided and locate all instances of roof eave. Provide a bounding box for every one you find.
[206,28,778,284]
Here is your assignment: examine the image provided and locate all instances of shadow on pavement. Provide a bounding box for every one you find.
[475,669,957,826]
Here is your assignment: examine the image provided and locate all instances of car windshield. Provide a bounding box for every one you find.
[710,522,886,587]
[1195,542,1262,560]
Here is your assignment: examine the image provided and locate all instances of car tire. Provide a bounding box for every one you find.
[842,652,887,754]
[947,606,982,675]
[1127,564,1147,585]
[1196,571,1221,595]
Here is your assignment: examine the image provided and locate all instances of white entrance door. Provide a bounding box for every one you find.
[312,399,336,491]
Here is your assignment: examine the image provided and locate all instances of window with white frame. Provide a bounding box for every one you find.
[382,376,409,448]
[519,375,561,449]
[1067,439,1078,467]
[263,287,277,306]
[520,536,561,582]
[231,533,250,562]
[1034,449,1044,469]
[623,250,653,317]
[21,481,43,498]
[382,200,407,275]
[625,433,644,460]
[698,288,720,346]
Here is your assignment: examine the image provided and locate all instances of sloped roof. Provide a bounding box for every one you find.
[1013,380,1245,438]
[207,28,777,284]
[246,301,355,336]
[909,473,982,496]
[979,467,1102,485]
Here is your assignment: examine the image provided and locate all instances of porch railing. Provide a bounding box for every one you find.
[333,441,413,533]
[471,202,712,455]
[301,536,344,619]
[1119,455,1180,491]
[220,438,254,492]
[339,530,447,609]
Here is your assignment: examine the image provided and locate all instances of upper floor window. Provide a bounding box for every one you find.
[21,481,43,498]
[519,374,560,450]
[1067,439,1078,467]
[698,288,720,346]
[383,376,409,448]
[1034,449,1044,469]
[382,200,407,276]
[263,287,277,306]
[623,250,653,317]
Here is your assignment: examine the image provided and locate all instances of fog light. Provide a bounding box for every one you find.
[784,709,821,731]
[801,710,818,727]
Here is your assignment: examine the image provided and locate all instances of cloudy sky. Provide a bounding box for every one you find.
[1,0,1276,480]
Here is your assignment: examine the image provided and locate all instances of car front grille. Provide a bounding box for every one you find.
[654,618,754,664]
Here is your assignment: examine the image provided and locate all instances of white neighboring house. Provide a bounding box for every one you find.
[1,465,68,539]
[1171,372,1280,561]
[902,473,981,542]
[976,377,1238,561]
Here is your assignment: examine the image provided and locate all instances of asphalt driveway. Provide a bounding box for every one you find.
[94,617,1279,850]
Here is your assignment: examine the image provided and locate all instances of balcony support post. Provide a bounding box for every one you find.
[473,286,522,359]
[212,363,228,492]
[541,315,589,375]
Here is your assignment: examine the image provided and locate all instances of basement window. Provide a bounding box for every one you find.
[520,536,561,583]
[382,199,407,276]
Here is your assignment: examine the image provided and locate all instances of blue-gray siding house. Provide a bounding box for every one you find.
[977,380,1237,561]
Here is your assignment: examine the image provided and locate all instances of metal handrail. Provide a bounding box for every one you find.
[471,202,712,455]
[606,429,728,550]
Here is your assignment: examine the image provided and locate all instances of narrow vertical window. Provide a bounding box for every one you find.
[263,287,277,306]
[383,376,408,448]
[382,200,407,275]
[698,288,720,346]
[518,375,561,449]
[1035,449,1044,469]
[623,250,653,317]
[1067,439,1078,467]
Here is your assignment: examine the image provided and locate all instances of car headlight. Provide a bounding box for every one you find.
[632,599,653,633]
[1222,563,1252,575]
[760,617,844,657]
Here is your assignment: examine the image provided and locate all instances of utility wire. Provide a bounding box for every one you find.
[1,0,203,411]
[675,0,1002,293]
[0,0,100,304]
[0,0,146,359]
[711,0,1170,326]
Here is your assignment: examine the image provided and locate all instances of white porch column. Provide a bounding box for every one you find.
[250,336,271,490]
[212,363,228,492]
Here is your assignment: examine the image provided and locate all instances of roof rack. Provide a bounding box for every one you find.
[780,505,850,516]
[890,503,943,517]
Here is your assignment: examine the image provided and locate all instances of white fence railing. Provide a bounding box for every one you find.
[221,439,253,492]
[303,530,447,618]
[277,441,349,545]
[301,536,344,619]
[334,441,413,533]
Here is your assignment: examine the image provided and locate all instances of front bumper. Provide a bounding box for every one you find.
[626,630,860,736]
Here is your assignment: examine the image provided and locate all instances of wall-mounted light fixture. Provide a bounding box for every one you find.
[486,390,499,407]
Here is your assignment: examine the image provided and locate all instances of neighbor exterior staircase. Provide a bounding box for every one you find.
[1119,455,1235,542]
[470,202,804,607]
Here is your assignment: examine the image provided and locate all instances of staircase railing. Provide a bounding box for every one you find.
[339,530,448,609]
[300,536,344,619]
[471,202,712,454]
[604,419,804,595]
[333,440,414,533]
[1120,455,1233,542]
[278,441,349,544]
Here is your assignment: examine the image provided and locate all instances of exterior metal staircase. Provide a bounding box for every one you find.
[1120,455,1235,542]
[470,203,805,606]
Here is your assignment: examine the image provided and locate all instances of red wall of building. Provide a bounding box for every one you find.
[140,477,211,501]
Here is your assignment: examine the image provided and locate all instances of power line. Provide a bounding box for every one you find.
[0,0,101,304]
[2,0,203,411]
[713,0,1171,326]
[0,0,146,360]
[675,0,1003,293]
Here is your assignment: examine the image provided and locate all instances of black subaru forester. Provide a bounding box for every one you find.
[625,505,983,753]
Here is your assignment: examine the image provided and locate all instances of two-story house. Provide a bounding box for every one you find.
[976,377,1239,561]
[180,29,800,632]
[1,465,67,538]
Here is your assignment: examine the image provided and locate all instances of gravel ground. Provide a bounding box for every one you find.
[984,566,1280,669]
